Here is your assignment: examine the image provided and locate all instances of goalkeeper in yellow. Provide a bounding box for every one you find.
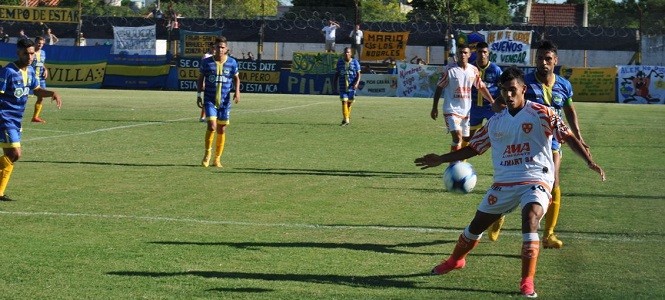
[196,36,240,168]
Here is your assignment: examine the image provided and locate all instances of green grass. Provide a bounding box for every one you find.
[0,89,663,299]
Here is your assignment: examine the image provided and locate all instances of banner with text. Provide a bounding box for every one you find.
[559,67,616,103]
[361,31,409,61]
[356,74,397,97]
[0,5,80,23]
[103,54,171,89]
[0,44,111,88]
[486,29,532,66]
[237,60,282,93]
[396,63,443,98]
[112,25,156,55]
[178,30,223,58]
[278,72,335,95]
[617,65,665,104]
[291,52,340,75]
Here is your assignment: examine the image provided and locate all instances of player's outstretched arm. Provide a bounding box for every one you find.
[563,134,605,181]
[415,147,478,169]
[33,89,61,109]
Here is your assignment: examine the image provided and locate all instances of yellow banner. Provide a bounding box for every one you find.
[182,34,217,58]
[560,67,616,103]
[239,70,280,84]
[360,31,409,61]
[46,62,107,87]
[0,6,80,23]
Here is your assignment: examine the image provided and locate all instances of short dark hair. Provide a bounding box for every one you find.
[499,66,525,85]
[17,38,34,50]
[215,36,227,44]
[537,40,558,54]
[457,43,470,51]
[35,36,45,43]
[476,42,489,50]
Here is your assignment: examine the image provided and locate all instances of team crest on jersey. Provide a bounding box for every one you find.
[14,87,29,98]
[522,123,533,133]
[552,94,564,106]
[487,194,498,205]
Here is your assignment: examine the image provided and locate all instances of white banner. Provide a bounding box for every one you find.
[112,25,156,55]
[617,65,665,104]
[356,74,397,97]
[486,30,532,66]
[396,63,443,98]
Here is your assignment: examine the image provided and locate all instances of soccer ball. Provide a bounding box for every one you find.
[442,162,477,194]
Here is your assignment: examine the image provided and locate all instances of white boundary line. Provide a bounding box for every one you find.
[0,210,643,243]
[23,102,329,143]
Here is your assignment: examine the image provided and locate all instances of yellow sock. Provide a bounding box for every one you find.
[204,130,214,153]
[34,102,43,119]
[347,103,352,120]
[545,186,561,236]
[342,102,349,120]
[0,156,15,196]
[461,140,469,148]
[215,132,226,159]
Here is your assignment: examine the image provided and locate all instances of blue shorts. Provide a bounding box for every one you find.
[0,128,22,148]
[29,79,47,96]
[203,100,231,125]
[552,138,561,153]
[340,89,356,102]
[470,106,495,129]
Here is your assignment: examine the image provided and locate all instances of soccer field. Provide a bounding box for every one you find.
[0,88,663,299]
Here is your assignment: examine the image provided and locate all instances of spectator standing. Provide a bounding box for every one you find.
[0,27,9,43]
[76,32,86,46]
[349,24,363,60]
[382,57,397,74]
[44,28,59,45]
[321,19,340,53]
[18,29,29,41]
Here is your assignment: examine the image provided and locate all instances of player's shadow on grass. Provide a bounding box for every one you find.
[206,287,273,293]
[150,240,455,256]
[106,270,518,295]
[230,167,430,178]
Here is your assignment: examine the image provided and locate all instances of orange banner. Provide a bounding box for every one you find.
[360,31,409,61]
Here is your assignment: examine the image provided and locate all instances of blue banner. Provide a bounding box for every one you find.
[102,53,171,89]
[278,72,335,95]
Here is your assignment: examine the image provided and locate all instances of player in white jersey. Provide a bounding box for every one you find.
[431,44,494,154]
[415,67,605,298]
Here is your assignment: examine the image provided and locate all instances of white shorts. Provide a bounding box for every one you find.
[477,183,552,216]
[325,40,336,51]
[444,114,470,137]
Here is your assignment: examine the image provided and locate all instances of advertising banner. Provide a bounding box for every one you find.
[178,30,223,58]
[486,29,532,66]
[112,25,156,55]
[360,31,409,61]
[0,5,79,23]
[356,74,397,97]
[617,65,665,104]
[559,67,616,103]
[237,60,282,93]
[278,72,335,95]
[396,63,443,98]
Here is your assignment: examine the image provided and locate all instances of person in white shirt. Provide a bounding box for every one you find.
[431,44,494,154]
[321,19,340,53]
[415,66,605,298]
[348,24,363,59]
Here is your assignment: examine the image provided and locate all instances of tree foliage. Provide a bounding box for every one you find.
[407,0,511,25]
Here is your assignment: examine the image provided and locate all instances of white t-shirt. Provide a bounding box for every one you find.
[349,29,363,45]
[437,63,485,117]
[322,25,339,41]
[469,101,572,189]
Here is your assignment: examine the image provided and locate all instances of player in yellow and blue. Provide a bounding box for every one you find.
[31,36,49,123]
[488,40,590,249]
[333,47,361,126]
[0,38,62,201]
[469,42,502,141]
[196,36,240,168]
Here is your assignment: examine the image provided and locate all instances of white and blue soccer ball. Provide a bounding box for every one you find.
[442,162,477,194]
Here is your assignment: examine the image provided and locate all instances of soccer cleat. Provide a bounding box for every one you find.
[0,195,15,201]
[201,152,211,167]
[488,215,506,241]
[31,117,46,123]
[340,119,349,126]
[520,277,538,298]
[543,234,563,249]
[213,157,222,168]
[431,258,465,275]
[199,117,206,122]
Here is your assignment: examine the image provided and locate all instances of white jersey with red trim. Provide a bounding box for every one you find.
[469,101,572,189]
[437,63,486,116]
